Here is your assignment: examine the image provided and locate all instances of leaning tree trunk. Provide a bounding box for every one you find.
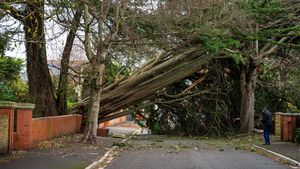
[24,1,57,116]
[239,64,257,133]
[57,10,82,115]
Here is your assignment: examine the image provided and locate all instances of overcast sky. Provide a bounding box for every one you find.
[2,15,71,61]
[2,0,159,61]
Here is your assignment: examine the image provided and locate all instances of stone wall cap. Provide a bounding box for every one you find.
[0,102,35,109]
[275,112,285,115]
[275,112,300,116]
[15,103,35,110]
[0,101,17,108]
[32,114,82,120]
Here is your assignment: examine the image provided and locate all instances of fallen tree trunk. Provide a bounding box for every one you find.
[72,45,215,122]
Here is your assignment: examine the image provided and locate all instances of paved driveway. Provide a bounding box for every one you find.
[260,138,300,162]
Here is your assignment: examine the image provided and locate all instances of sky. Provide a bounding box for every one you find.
[2,0,160,61]
[4,20,67,61]
[1,15,87,80]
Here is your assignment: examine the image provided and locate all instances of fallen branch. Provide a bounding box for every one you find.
[72,45,217,122]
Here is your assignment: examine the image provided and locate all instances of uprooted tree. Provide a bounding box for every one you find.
[1,0,299,140]
[73,46,215,114]
[78,0,240,141]
[77,0,300,140]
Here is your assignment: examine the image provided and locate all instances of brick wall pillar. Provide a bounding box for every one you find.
[14,104,35,150]
[281,114,298,142]
[274,112,282,137]
[0,102,15,154]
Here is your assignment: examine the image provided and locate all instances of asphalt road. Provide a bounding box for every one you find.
[105,135,291,169]
[0,124,140,169]
[0,136,123,169]
[106,149,290,169]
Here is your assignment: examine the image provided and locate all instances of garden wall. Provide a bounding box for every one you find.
[275,112,300,142]
[99,116,127,128]
[14,113,82,150]
[0,101,82,151]
[31,115,82,144]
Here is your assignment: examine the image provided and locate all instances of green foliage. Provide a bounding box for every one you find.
[151,122,161,134]
[133,21,157,37]
[256,54,300,114]
[194,34,240,54]
[0,79,30,102]
[0,83,17,101]
[105,59,130,84]
[146,62,238,136]
[254,87,283,122]
[287,102,300,113]
[244,0,285,23]
[0,56,24,83]
[0,56,29,102]
[66,89,79,110]
[239,0,300,46]
[230,53,244,64]
[200,36,226,53]
[259,63,278,81]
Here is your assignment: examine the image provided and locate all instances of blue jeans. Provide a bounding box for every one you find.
[263,126,271,144]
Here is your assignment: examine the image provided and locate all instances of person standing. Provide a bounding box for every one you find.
[262,108,272,145]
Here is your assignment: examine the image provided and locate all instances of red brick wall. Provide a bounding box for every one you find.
[0,103,82,151]
[31,115,82,144]
[13,109,32,150]
[99,116,127,128]
[281,115,297,141]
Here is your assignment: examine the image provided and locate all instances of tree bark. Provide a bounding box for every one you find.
[24,1,57,116]
[239,64,257,133]
[82,2,109,142]
[56,10,82,115]
[83,60,105,143]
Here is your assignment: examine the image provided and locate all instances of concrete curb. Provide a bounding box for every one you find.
[253,144,300,167]
[85,128,142,169]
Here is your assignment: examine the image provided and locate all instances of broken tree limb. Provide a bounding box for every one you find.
[72,45,216,122]
[99,89,212,123]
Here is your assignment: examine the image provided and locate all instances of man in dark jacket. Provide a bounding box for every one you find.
[262,108,272,145]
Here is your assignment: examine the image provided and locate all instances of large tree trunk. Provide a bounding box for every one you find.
[82,1,110,142]
[83,58,106,143]
[24,1,57,116]
[56,10,82,115]
[239,64,257,133]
